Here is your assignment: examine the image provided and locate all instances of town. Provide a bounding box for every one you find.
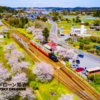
[0,1,100,100]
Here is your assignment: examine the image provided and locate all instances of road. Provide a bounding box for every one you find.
[3,21,100,100]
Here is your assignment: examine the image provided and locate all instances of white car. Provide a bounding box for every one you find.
[71,64,79,68]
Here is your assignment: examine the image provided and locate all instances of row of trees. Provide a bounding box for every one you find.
[77,36,100,44]
[8,17,28,28]
[37,16,48,22]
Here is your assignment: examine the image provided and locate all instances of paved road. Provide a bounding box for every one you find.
[48,19,100,69]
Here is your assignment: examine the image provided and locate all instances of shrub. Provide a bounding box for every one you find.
[83,44,92,50]
[79,42,84,49]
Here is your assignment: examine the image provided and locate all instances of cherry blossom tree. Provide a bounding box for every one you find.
[11,49,24,59]
[19,87,36,100]
[0,90,19,100]
[58,94,73,100]
[0,20,3,26]
[11,72,28,84]
[0,64,11,82]
[4,43,16,52]
[11,61,29,72]
[49,32,58,43]
[33,62,53,82]
[3,27,9,33]
[26,26,35,32]
[57,47,77,60]
[7,56,18,65]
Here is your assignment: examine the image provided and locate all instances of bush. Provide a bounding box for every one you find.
[90,36,96,42]
[79,42,84,49]
[94,74,100,85]
[83,44,92,50]
[29,81,38,90]
[85,22,89,26]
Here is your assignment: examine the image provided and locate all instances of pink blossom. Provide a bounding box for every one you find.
[19,87,36,100]
[26,26,35,32]
[57,47,77,60]
[58,94,73,100]
[0,67,11,83]
[4,52,11,59]
[0,20,3,26]
[11,49,24,59]
[11,72,28,84]
[0,90,19,100]
[7,56,18,64]
[4,43,16,52]
[33,62,53,82]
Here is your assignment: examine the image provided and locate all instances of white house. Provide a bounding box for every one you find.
[70,21,91,37]
[0,33,4,38]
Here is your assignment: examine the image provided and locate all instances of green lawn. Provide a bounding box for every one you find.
[38,79,79,100]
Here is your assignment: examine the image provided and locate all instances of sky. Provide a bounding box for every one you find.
[0,0,100,8]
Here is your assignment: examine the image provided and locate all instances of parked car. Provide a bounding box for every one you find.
[60,34,65,36]
[78,54,84,58]
[76,67,85,72]
[71,64,79,68]
[76,59,80,64]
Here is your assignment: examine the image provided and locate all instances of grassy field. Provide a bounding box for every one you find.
[38,79,79,100]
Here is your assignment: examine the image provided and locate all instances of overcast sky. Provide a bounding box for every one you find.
[0,0,100,7]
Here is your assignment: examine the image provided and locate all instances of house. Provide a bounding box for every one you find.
[70,21,91,37]
[0,33,4,38]
[44,42,60,51]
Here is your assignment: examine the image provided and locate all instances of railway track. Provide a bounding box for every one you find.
[3,22,100,100]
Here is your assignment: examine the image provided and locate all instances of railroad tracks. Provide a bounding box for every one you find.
[3,22,100,100]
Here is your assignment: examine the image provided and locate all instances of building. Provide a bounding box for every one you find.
[70,21,91,37]
[0,33,4,38]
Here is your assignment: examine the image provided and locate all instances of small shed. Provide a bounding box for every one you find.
[0,33,4,38]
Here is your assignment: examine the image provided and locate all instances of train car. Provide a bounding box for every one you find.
[30,40,58,62]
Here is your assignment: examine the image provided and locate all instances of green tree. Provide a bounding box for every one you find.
[85,22,89,26]
[6,14,12,18]
[24,17,28,24]
[41,16,47,22]
[52,16,58,21]
[79,42,84,49]
[14,18,20,26]
[42,27,49,43]
[8,18,14,25]
[37,16,41,20]
[29,81,38,90]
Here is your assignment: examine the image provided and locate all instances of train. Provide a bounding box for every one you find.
[13,33,58,62]
[30,40,58,62]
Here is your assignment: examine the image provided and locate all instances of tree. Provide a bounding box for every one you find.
[63,10,68,15]
[11,72,28,84]
[19,87,36,100]
[79,42,84,49]
[0,20,3,26]
[57,47,77,60]
[29,81,38,90]
[85,22,89,26]
[94,20,100,26]
[52,16,58,21]
[6,14,12,18]
[8,18,14,25]
[42,27,49,43]
[32,62,53,82]
[0,64,11,82]
[37,16,41,20]
[14,18,20,26]
[24,17,28,24]
[41,16,47,22]
[58,94,73,100]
